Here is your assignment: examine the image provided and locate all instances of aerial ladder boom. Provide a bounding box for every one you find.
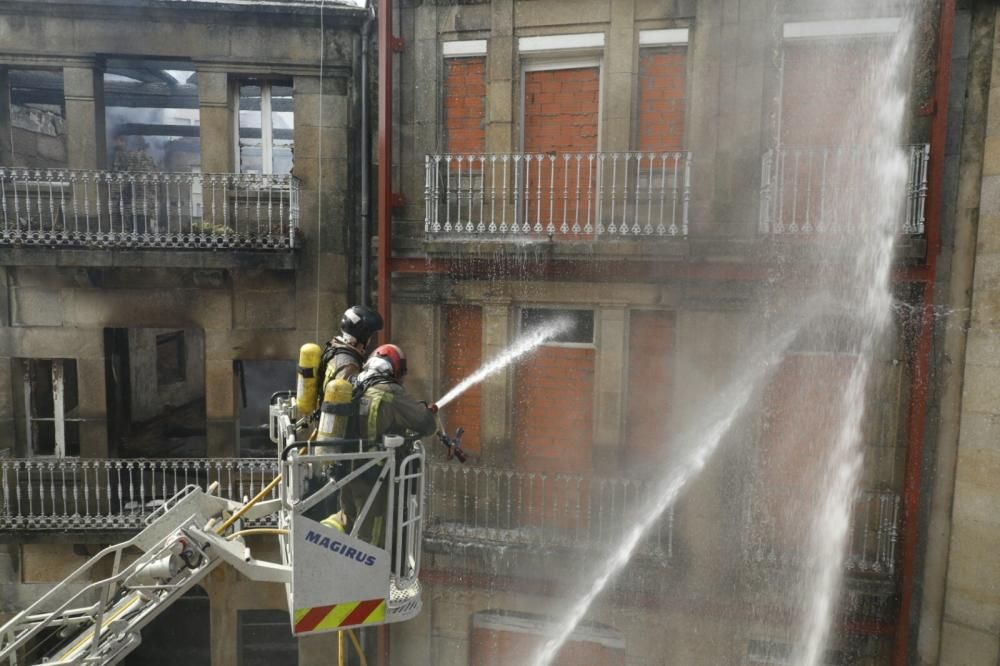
[0,394,428,665]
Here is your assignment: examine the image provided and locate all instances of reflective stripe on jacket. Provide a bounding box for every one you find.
[358,382,438,442]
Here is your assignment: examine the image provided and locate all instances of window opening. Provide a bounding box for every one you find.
[5,68,67,168]
[156,331,187,386]
[520,308,594,345]
[104,58,200,172]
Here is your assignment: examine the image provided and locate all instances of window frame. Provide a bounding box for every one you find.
[19,358,81,459]
[517,306,596,349]
[519,56,604,154]
[234,78,292,176]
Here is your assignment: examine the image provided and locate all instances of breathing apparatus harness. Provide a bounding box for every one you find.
[318,336,365,386]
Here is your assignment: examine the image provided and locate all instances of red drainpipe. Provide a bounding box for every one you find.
[893,0,954,662]
[375,8,394,665]
[376,0,393,341]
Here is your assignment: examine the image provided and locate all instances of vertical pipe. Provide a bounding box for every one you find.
[377,0,393,339]
[376,4,394,662]
[360,10,374,307]
[893,1,954,663]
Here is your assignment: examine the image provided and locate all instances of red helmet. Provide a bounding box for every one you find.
[368,344,408,379]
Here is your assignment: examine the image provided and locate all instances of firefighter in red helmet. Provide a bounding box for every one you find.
[326,343,437,544]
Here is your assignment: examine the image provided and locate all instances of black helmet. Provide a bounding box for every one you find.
[339,305,384,345]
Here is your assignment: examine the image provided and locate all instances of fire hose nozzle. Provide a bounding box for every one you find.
[437,426,467,463]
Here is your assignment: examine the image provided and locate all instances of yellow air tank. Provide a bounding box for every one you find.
[317,378,354,439]
[296,343,323,416]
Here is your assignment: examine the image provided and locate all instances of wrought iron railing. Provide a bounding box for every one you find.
[0,168,299,250]
[743,487,900,578]
[424,152,691,240]
[424,463,674,562]
[2,457,898,580]
[0,458,673,562]
[759,144,929,236]
[0,458,281,530]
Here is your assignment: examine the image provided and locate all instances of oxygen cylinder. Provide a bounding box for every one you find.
[296,343,323,416]
[317,378,353,440]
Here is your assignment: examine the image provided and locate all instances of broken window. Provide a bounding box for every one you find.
[104,59,201,172]
[237,80,294,175]
[3,68,67,168]
[156,331,187,386]
[19,359,81,458]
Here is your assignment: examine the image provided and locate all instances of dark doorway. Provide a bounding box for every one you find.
[104,327,207,457]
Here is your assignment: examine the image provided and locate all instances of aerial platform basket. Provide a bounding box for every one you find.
[270,394,426,636]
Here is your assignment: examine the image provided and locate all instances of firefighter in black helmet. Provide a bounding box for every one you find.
[320,305,384,387]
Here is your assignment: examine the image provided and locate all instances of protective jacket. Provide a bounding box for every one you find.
[358,381,438,441]
[321,339,365,387]
[335,379,436,545]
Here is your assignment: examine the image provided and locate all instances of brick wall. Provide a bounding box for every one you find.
[523,67,599,154]
[637,48,687,152]
[444,57,486,154]
[523,67,599,233]
[442,305,482,454]
[513,345,594,475]
[624,310,674,473]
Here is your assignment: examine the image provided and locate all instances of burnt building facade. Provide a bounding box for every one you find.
[0,0,369,663]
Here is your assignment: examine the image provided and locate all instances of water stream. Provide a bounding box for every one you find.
[791,19,913,665]
[531,11,913,663]
[434,317,573,409]
[532,314,814,666]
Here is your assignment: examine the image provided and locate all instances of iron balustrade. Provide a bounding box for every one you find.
[0,458,673,563]
[742,487,901,578]
[0,458,281,530]
[759,144,930,236]
[424,463,674,563]
[0,168,299,250]
[424,152,691,240]
[1,457,900,579]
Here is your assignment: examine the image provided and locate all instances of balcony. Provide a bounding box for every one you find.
[742,487,901,579]
[1,458,673,564]
[424,464,674,563]
[424,152,691,244]
[759,144,930,237]
[0,168,299,251]
[0,457,280,531]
